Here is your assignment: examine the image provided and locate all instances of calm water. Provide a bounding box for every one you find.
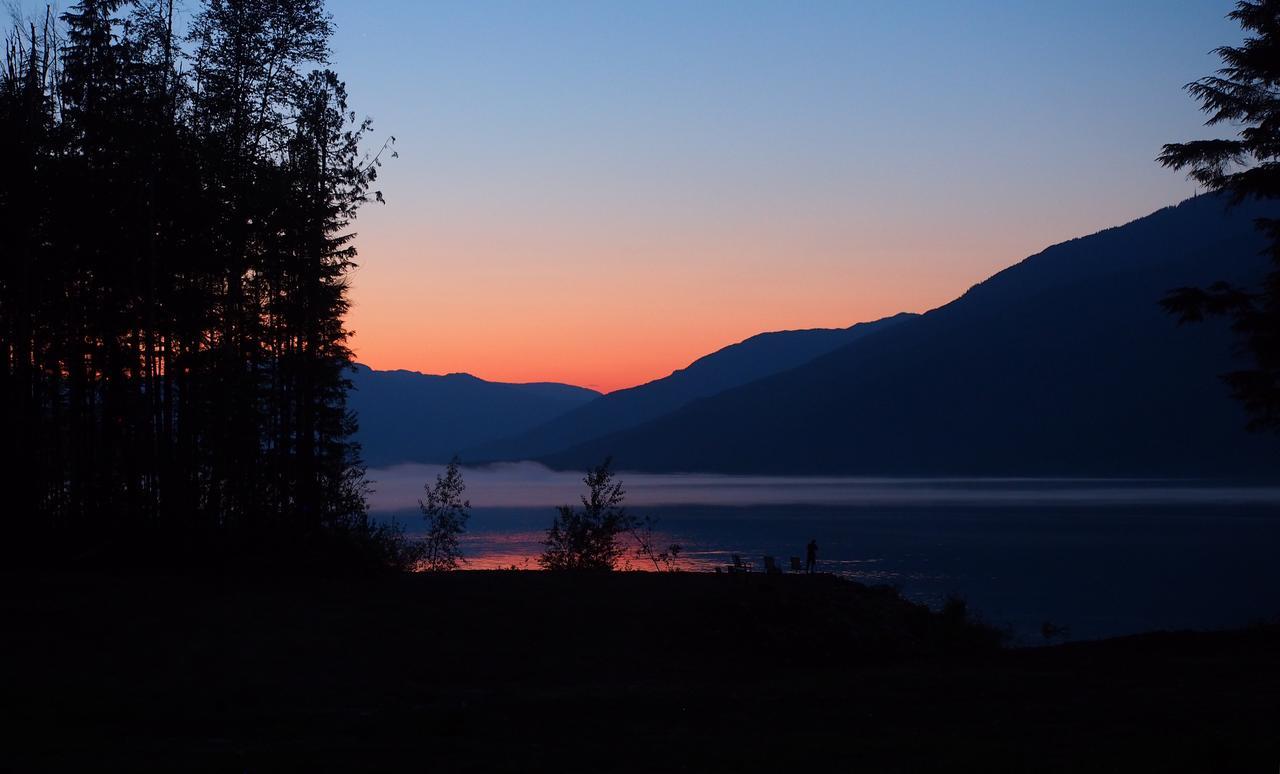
[368,463,1280,643]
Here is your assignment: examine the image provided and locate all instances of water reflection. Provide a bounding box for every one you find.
[455,530,719,572]
[370,464,1280,642]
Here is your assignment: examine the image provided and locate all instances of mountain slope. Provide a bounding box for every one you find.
[468,313,915,462]
[348,365,599,467]
[542,195,1280,476]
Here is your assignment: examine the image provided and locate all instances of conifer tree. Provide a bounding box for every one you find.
[1160,0,1280,429]
[0,0,397,566]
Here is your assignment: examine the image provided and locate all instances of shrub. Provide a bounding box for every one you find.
[419,458,471,571]
[540,458,631,571]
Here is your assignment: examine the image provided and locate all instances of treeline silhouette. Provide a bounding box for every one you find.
[0,1,403,566]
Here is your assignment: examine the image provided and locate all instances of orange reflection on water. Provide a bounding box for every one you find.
[451,531,721,572]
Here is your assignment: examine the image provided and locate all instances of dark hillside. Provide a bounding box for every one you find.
[469,314,914,462]
[546,196,1280,476]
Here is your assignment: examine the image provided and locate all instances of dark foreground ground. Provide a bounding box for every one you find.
[3,570,1278,772]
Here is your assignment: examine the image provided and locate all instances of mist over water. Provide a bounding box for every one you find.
[366,461,1280,510]
[368,463,1280,642]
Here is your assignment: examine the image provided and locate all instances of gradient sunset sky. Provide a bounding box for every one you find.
[323,0,1238,392]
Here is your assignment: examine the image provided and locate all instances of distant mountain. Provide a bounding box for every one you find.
[542,195,1280,476]
[468,313,915,462]
[348,365,599,467]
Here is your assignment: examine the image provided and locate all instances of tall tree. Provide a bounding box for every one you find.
[1160,0,1280,429]
[0,0,398,567]
[1,10,60,528]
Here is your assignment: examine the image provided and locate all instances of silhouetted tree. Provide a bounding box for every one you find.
[540,458,631,571]
[538,458,680,571]
[0,0,399,567]
[419,458,470,571]
[1160,0,1280,429]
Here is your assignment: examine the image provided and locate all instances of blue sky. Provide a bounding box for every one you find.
[33,0,1235,388]
[327,0,1235,232]
[311,1,1247,388]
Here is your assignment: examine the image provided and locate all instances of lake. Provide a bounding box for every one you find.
[368,462,1280,643]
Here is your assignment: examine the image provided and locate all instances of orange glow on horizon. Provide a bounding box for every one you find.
[344,203,1071,393]
[326,0,1214,394]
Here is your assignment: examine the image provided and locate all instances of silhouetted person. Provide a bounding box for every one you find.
[805,539,818,574]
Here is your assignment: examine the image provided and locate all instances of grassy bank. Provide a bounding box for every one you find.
[4,570,1277,771]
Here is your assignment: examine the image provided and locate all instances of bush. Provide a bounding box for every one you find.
[539,458,631,571]
[419,459,470,571]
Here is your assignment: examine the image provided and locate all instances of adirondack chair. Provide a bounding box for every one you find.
[763,555,781,575]
[789,557,803,573]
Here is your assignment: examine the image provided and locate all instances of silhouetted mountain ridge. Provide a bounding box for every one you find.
[467,313,915,462]
[541,195,1280,476]
[349,365,599,467]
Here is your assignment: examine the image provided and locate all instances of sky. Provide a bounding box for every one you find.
[321,0,1240,392]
